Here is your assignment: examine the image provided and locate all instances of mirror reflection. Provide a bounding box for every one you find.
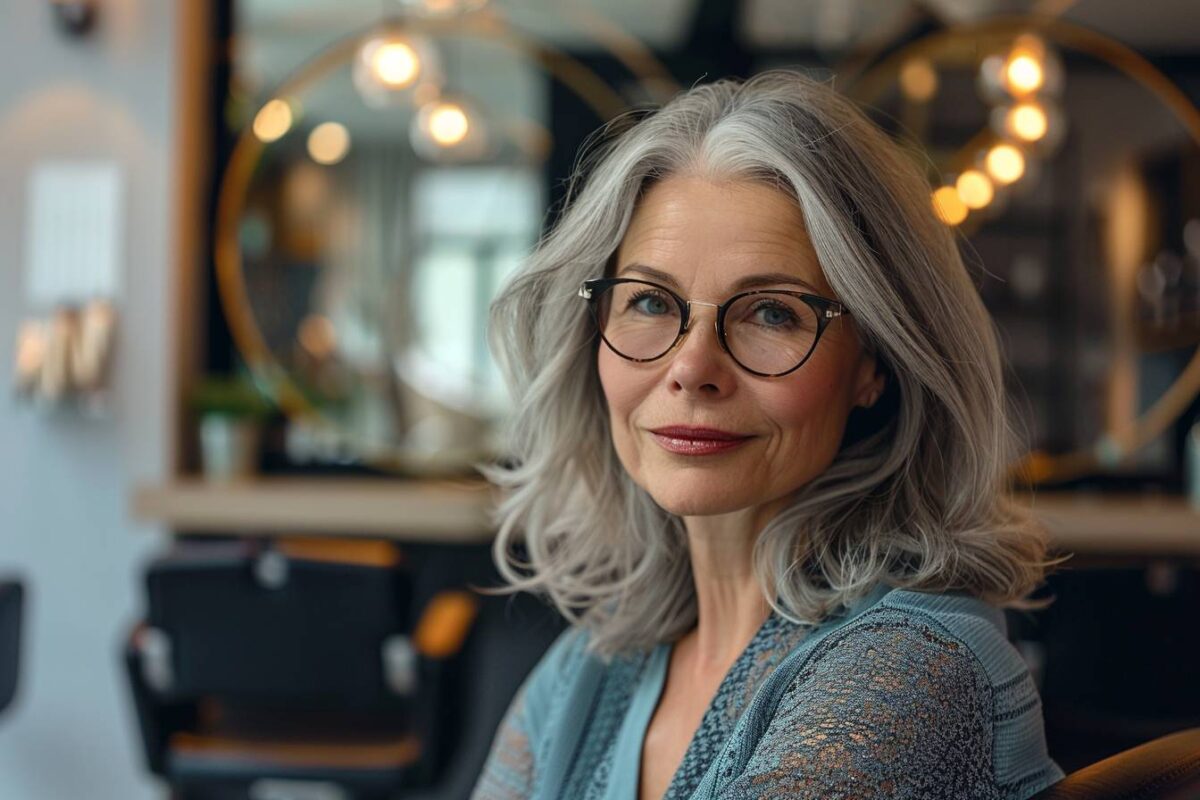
[217,0,1199,490]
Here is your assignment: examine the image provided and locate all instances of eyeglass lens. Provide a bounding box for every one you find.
[594,280,820,374]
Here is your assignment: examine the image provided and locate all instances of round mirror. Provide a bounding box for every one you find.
[843,17,1200,488]
[217,9,673,473]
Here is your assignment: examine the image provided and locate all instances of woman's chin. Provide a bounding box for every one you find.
[646,484,752,518]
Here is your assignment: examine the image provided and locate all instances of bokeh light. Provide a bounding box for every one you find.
[956,169,995,210]
[252,99,293,143]
[307,121,351,165]
[427,102,469,147]
[369,40,420,88]
[900,58,938,102]
[1008,102,1049,142]
[985,143,1026,185]
[932,185,968,225]
[1005,54,1044,95]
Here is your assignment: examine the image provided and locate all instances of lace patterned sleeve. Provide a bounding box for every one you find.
[470,680,537,800]
[723,616,1001,800]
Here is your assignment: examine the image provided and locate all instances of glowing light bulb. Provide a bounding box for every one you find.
[1005,54,1044,95]
[253,99,293,143]
[369,40,420,88]
[353,32,440,109]
[410,97,487,161]
[428,102,469,146]
[1008,102,1048,142]
[1002,33,1050,97]
[955,170,994,210]
[932,186,968,226]
[985,144,1026,185]
[307,121,351,165]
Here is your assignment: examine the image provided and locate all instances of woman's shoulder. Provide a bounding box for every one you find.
[715,589,1063,800]
[523,623,594,696]
[787,587,1009,716]
[805,586,1042,718]
[516,622,633,719]
[776,586,1061,798]
[846,587,1032,691]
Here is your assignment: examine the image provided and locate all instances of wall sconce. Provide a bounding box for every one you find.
[20,160,123,412]
[14,300,117,410]
[49,0,97,37]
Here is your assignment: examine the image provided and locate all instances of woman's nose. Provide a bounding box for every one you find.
[664,304,737,394]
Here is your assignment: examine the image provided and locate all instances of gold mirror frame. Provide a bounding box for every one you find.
[214,8,677,472]
[840,15,1200,487]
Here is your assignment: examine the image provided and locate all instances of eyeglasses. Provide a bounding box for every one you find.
[578,277,849,377]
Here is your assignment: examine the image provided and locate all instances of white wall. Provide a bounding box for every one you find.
[0,2,180,798]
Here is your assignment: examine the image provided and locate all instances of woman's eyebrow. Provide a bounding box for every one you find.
[616,263,823,294]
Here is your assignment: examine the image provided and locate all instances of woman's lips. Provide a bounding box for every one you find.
[649,432,753,455]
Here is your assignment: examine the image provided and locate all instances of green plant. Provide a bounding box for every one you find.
[189,374,275,419]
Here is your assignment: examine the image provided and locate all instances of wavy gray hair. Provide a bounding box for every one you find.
[479,69,1055,659]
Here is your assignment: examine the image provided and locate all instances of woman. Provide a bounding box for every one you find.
[472,70,1063,799]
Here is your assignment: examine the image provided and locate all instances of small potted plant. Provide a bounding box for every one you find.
[190,374,274,482]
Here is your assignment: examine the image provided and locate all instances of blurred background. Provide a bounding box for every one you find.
[1,0,1199,798]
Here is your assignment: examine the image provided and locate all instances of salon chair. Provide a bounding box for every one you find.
[1032,727,1200,799]
[0,576,23,718]
[1007,566,1200,798]
[124,537,478,800]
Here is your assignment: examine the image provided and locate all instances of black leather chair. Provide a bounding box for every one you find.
[124,537,472,800]
[1033,727,1200,799]
[0,577,23,717]
[125,537,567,800]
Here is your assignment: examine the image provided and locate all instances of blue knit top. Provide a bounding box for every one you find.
[471,584,1064,799]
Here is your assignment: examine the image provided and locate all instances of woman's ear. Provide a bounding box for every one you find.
[853,351,887,409]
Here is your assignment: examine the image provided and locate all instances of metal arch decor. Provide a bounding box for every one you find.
[213,7,677,472]
[839,15,1200,487]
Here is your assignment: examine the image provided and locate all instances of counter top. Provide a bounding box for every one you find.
[132,479,1200,554]
[133,478,497,543]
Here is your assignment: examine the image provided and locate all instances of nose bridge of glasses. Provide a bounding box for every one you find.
[681,298,721,334]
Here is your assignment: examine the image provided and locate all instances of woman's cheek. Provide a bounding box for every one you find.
[596,353,641,462]
[755,372,854,458]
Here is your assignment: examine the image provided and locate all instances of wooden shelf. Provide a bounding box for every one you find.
[1026,492,1200,557]
[132,478,497,543]
[132,480,1200,555]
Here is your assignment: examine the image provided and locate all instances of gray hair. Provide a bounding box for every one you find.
[479,70,1056,659]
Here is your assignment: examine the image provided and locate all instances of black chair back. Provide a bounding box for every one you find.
[0,578,23,716]
[144,539,410,710]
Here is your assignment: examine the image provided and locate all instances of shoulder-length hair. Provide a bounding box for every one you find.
[479,69,1056,659]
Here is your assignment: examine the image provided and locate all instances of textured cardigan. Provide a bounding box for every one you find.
[471,584,1064,799]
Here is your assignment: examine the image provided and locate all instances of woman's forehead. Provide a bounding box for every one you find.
[615,262,826,296]
[615,176,831,295]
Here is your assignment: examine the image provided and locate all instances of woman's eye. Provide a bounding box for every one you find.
[629,292,672,315]
[752,303,797,327]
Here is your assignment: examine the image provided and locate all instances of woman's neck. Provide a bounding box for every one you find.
[680,511,773,676]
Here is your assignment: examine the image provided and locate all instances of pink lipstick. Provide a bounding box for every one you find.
[648,426,752,456]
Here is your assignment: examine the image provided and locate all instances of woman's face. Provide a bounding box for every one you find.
[598,175,884,526]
